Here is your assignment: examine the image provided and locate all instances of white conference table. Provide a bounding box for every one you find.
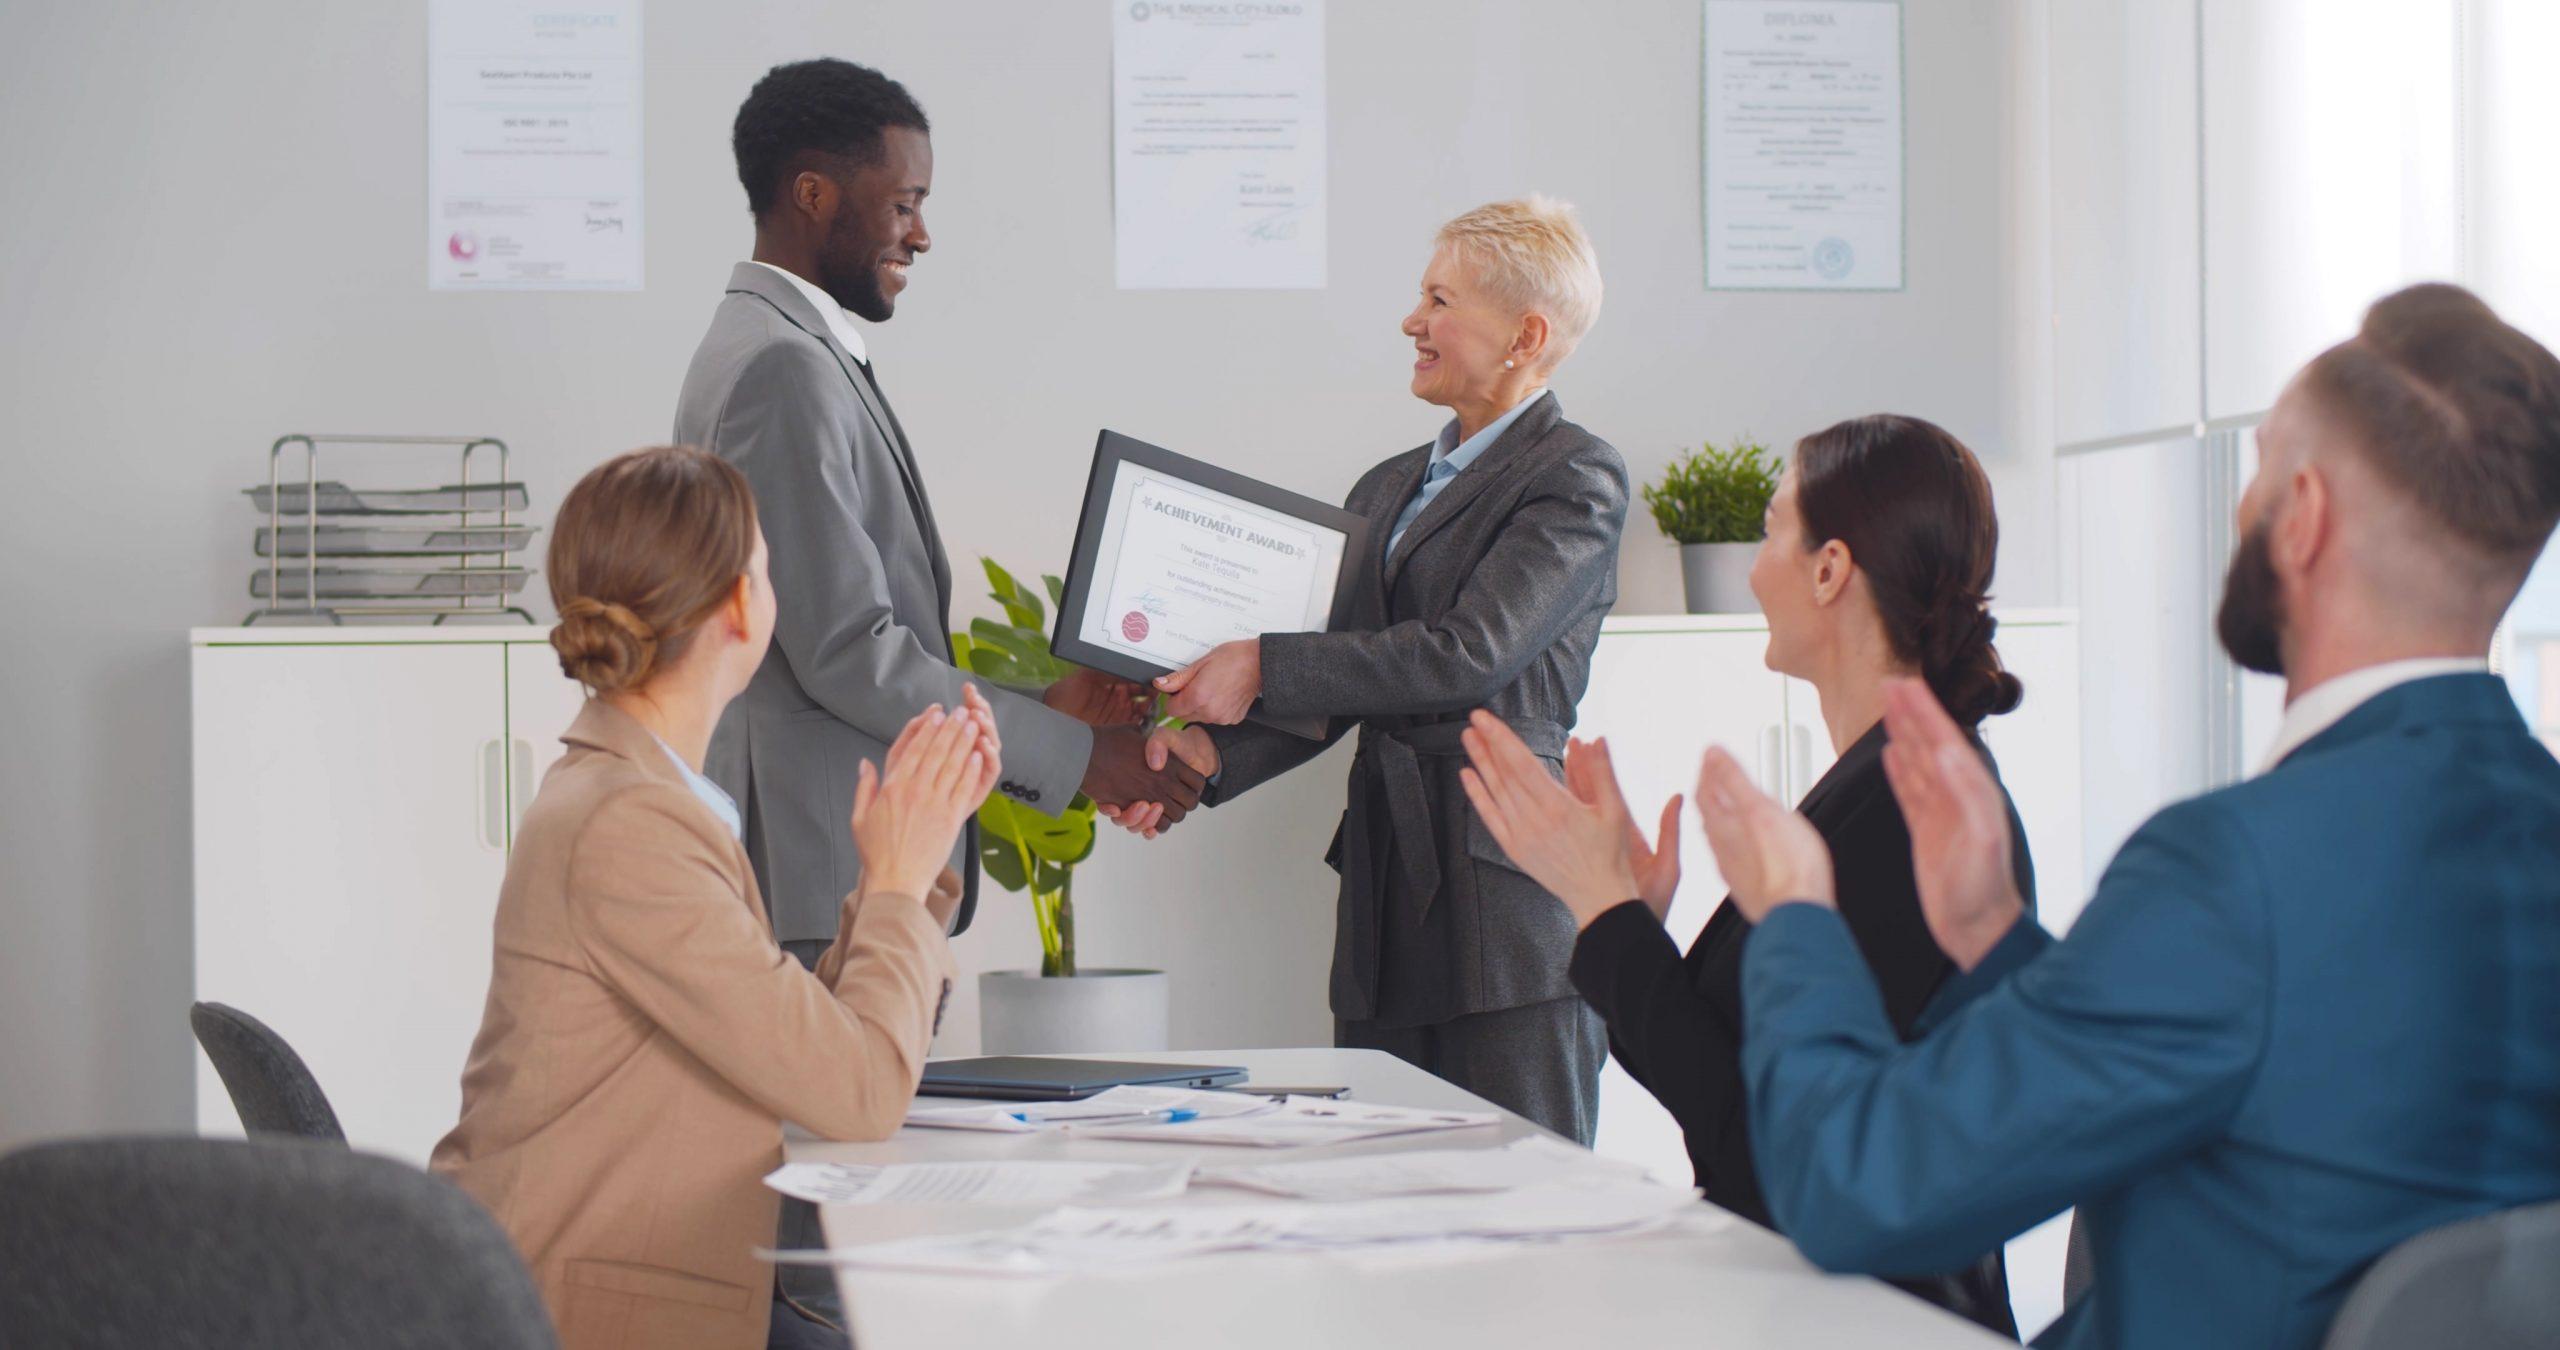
[787,1048,2007,1349]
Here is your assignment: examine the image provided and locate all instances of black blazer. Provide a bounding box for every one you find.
[1570,719,2034,1338]
[1205,393,1630,1027]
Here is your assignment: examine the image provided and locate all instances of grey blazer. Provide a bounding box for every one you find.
[1205,393,1630,1027]
[673,263,1092,943]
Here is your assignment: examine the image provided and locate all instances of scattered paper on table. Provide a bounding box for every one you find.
[1198,1136,1653,1201]
[824,1183,1700,1276]
[764,1160,1194,1207]
[903,1085,1274,1133]
[1069,1097,1500,1148]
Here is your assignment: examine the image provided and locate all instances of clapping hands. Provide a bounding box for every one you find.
[1876,677,2024,971]
[852,684,1003,906]
[1457,711,1680,930]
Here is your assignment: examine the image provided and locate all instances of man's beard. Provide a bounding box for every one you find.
[820,217,894,323]
[2215,516,2287,676]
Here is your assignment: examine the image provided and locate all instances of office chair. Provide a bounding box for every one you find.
[191,1000,346,1143]
[0,1134,556,1349]
[2321,1199,2560,1350]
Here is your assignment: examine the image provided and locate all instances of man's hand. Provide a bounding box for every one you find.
[1457,711,1644,930]
[1877,677,2025,971]
[1100,725,1221,839]
[1155,638,1262,725]
[852,686,1004,903]
[1690,745,1833,923]
[1042,665,1153,728]
[1564,737,1682,921]
[1081,725,1205,829]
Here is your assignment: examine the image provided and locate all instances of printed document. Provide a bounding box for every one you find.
[1113,0,1326,288]
[764,1160,1193,1207]
[1704,0,1903,289]
[427,0,643,290]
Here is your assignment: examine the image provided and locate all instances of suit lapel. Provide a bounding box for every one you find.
[1383,393,1565,590]
[850,362,955,628]
[1365,450,1431,619]
[724,266,952,638]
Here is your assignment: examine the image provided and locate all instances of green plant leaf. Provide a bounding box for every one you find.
[969,617,1049,667]
[1034,858,1074,893]
[981,557,1023,605]
[1642,438,1779,545]
[977,793,1096,868]
[980,836,1028,891]
[1043,574,1066,611]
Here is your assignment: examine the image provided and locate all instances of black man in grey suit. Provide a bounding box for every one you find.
[676,61,1205,1340]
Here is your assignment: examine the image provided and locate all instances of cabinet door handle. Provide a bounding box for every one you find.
[509,739,534,843]
[478,739,505,852]
[1791,724,1813,794]
[1759,725,1783,795]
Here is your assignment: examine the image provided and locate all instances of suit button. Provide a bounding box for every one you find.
[1026,789,1042,803]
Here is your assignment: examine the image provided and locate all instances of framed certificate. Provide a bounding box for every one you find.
[1054,430,1370,738]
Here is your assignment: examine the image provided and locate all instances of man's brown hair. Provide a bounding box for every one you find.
[2300,283,2560,566]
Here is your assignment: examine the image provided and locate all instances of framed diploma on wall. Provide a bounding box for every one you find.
[1054,431,1370,738]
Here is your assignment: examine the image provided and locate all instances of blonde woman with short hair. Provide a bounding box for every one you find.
[1119,196,1630,1140]
[432,446,996,1350]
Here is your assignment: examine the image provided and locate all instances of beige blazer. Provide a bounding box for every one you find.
[431,699,955,1350]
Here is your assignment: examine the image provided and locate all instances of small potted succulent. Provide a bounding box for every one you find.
[950,558,1168,1054]
[1641,438,1779,613]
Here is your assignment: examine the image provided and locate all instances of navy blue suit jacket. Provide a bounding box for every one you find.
[1741,674,2560,1348]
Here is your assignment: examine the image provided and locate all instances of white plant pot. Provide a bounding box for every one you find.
[977,968,1170,1055]
[1679,542,1761,614]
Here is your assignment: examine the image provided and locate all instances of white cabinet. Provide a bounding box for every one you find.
[1576,611,2081,1186]
[191,628,583,1164]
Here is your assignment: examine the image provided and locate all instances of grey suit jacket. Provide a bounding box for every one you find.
[674,263,1092,943]
[1204,393,1630,1027]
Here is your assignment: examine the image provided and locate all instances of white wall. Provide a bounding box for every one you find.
[0,0,2026,1143]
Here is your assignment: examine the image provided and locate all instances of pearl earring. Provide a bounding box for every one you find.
[1503,359,1516,370]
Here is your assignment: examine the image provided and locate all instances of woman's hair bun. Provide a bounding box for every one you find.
[1789,415,2024,727]
[1921,600,2024,724]
[544,445,759,696]
[552,595,660,694]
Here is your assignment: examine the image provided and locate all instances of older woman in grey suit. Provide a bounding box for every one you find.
[1111,197,1628,1141]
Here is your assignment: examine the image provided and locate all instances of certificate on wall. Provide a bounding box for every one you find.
[1703,0,1903,291]
[1111,0,1327,290]
[1055,432,1367,737]
[426,0,643,291]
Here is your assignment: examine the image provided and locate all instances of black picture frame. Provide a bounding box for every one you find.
[1052,430,1370,740]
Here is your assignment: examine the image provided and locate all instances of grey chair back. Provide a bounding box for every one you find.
[0,1135,557,1349]
[191,1000,346,1143]
[2322,1199,2560,1350]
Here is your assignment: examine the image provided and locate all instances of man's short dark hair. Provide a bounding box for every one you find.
[732,59,929,218]
[2304,283,2560,567]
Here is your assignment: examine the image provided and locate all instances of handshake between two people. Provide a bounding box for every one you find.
[1454,678,2028,974]
[1100,637,1262,840]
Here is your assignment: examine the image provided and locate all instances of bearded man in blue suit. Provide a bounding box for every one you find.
[1683,284,2560,1348]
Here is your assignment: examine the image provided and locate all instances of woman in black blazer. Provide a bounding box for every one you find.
[1461,414,2032,1338]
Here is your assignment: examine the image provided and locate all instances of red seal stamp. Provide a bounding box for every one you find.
[1120,610,1151,642]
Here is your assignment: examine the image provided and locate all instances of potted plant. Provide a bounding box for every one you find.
[1641,437,1778,613]
[949,558,1170,1054]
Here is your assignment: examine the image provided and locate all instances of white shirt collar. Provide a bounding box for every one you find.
[2255,656,2492,774]
[648,733,744,842]
[746,260,869,366]
[1432,388,1550,470]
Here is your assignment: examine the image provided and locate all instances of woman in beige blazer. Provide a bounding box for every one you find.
[431,446,998,1350]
